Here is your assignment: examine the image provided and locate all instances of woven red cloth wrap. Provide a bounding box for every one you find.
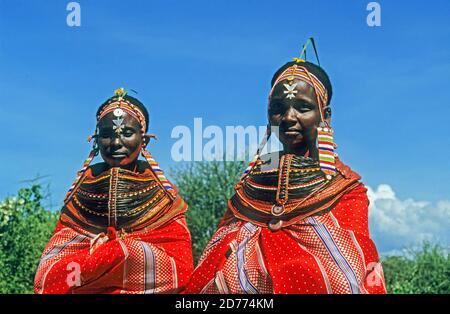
[34,163,193,294]
[184,156,386,294]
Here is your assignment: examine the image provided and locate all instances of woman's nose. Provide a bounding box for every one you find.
[111,136,123,148]
[282,106,297,123]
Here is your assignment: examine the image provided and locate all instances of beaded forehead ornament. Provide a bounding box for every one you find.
[240,37,337,189]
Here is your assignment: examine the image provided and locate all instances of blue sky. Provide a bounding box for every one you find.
[1,1,449,252]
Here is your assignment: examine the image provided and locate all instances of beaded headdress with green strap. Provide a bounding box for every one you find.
[240,37,337,183]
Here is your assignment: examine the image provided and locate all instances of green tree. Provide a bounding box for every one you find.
[171,160,245,262]
[0,185,58,293]
[382,243,450,294]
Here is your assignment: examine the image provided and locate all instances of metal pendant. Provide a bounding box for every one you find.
[283,83,298,99]
[112,117,124,134]
[113,108,124,117]
[268,219,283,231]
[271,204,285,216]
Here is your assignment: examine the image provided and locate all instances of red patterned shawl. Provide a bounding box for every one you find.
[34,165,193,294]
[185,159,386,294]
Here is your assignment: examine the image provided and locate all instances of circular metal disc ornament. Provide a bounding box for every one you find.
[113,108,124,117]
[271,204,285,216]
[268,219,283,231]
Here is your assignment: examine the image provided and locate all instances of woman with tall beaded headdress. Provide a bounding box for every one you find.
[34,88,193,294]
[185,39,386,294]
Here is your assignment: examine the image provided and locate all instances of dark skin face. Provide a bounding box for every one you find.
[268,79,330,160]
[96,111,150,171]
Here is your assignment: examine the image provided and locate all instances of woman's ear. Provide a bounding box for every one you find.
[142,133,157,148]
[142,134,149,148]
[324,106,332,125]
[91,134,100,155]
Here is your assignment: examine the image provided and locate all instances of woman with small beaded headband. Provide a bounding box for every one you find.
[185,38,386,294]
[34,88,194,294]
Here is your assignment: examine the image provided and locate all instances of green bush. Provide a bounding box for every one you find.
[382,243,450,294]
[171,160,245,262]
[0,165,449,294]
[0,185,58,293]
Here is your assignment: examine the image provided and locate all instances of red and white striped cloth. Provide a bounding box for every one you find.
[35,215,193,294]
[185,184,386,294]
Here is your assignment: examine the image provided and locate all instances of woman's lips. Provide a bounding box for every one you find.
[110,153,127,158]
[282,129,302,136]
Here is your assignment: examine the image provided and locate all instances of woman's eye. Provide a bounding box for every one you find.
[295,103,314,113]
[122,130,134,137]
[269,103,284,115]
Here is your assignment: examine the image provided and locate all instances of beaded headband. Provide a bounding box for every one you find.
[269,64,329,123]
[239,37,337,187]
[64,87,176,204]
[97,88,147,134]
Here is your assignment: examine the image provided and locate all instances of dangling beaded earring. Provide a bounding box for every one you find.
[64,134,99,203]
[141,145,176,199]
[294,37,337,179]
[317,122,336,179]
[237,124,271,185]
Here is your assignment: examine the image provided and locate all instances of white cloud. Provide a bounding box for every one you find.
[367,184,450,253]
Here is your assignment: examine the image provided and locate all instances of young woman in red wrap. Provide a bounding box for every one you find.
[185,40,386,294]
[34,88,193,294]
